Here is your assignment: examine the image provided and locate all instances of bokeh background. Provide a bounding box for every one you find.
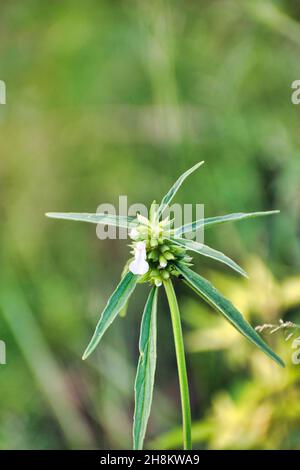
[0,0,300,449]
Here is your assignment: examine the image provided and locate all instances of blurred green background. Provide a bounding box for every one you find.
[0,0,300,449]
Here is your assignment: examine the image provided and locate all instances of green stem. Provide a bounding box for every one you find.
[163,279,192,450]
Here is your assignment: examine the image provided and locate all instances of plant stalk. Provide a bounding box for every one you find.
[163,279,192,450]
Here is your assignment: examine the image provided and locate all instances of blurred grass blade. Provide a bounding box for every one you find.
[170,237,248,278]
[46,212,138,228]
[83,272,139,360]
[177,263,284,367]
[175,210,280,236]
[245,1,300,47]
[158,161,204,218]
[0,281,95,448]
[149,421,213,450]
[133,287,158,450]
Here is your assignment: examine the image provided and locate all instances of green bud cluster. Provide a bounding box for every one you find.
[129,202,192,287]
[145,241,192,286]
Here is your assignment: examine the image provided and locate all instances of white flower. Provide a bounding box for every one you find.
[129,241,149,275]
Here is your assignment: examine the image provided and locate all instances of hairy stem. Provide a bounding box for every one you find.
[163,279,192,450]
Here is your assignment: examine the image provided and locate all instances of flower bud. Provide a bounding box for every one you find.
[159,255,167,268]
[148,249,159,261]
[164,251,175,261]
[150,238,158,248]
[161,270,170,280]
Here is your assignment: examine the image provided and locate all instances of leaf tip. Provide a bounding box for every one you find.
[82,344,93,360]
[276,356,285,368]
[266,209,280,216]
[45,212,60,219]
[235,267,249,279]
[82,350,89,361]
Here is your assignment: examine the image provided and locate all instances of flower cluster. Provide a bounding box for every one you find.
[128,202,192,286]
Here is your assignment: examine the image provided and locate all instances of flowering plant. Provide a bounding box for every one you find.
[46,162,283,450]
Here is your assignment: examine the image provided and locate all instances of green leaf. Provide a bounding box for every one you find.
[176,263,284,367]
[119,299,129,318]
[46,212,138,229]
[119,264,131,317]
[158,161,204,218]
[133,287,158,450]
[82,272,139,360]
[175,210,280,236]
[169,237,248,278]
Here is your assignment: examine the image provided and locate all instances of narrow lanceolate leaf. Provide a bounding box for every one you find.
[175,210,280,236]
[169,237,248,278]
[46,212,138,229]
[82,272,139,360]
[177,263,284,367]
[158,161,204,218]
[119,299,129,318]
[133,287,158,450]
